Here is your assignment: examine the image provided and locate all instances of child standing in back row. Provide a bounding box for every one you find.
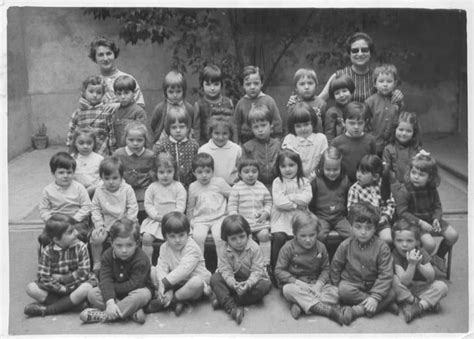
[234,66,283,143]
[66,75,116,157]
[287,68,327,134]
[194,64,237,145]
[282,101,328,181]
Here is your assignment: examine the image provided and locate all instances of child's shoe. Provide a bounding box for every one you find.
[203,281,212,297]
[231,307,244,325]
[144,298,165,314]
[387,302,399,315]
[24,303,46,317]
[174,302,185,317]
[80,308,107,323]
[402,301,424,323]
[131,308,146,324]
[309,302,344,326]
[266,265,277,287]
[290,303,302,320]
[428,302,441,313]
[209,291,220,310]
[341,304,365,325]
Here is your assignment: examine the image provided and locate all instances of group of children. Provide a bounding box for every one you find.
[25,59,456,327]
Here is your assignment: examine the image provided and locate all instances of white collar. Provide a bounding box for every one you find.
[125,146,145,156]
[169,135,189,144]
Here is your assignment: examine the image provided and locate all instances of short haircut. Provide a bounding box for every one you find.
[237,157,260,174]
[220,214,251,241]
[99,156,124,177]
[345,32,375,55]
[209,116,233,140]
[192,152,214,171]
[71,128,97,154]
[287,101,318,135]
[161,211,190,237]
[240,65,264,84]
[291,210,320,235]
[155,152,178,180]
[248,104,272,125]
[344,101,367,121]
[124,121,150,146]
[293,68,318,87]
[113,74,137,92]
[372,64,399,84]
[164,105,191,135]
[329,74,355,99]
[357,154,384,176]
[348,201,380,226]
[199,64,223,86]
[163,70,187,98]
[392,218,421,242]
[41,213,75,244]
[50,152,76,173]
[89,36,120,62]
[81,75,106,94]
[109,218,140,242]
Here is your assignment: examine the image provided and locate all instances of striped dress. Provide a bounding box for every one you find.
[336,66,375,103]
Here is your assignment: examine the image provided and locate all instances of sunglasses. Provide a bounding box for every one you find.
[351,47,370,54]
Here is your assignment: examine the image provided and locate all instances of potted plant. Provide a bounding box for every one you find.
[31,123,49,149]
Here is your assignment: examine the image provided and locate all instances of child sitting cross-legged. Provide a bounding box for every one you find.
[391,218,448,323]
[275,210,344,325]
[209,215,272,325]
[145,211,212,316]
[24,214,97,317]
[80,218,152,324]
[330,202,396,325]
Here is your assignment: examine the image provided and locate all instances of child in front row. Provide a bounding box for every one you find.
[242,104,281,190]
[270,149,312,270]
[309,147,352,242]
[365,64,403,156]
[392,150,458,262]
[287,68,327,134]
[91,156,138,273]
[187,153,231,256]
[275,210,344,325]
[383,111,422,184]
[234,66,283,143]
[194,64,237,145]
[71,128,104,197]
[141,153,187,264]
[153,105,200,189]
[81,218,152,324]
[209,215,272,325]
[199,117,242,185]
[331,202,395,325]
[331,101,376,183]
[113,75,149,148]
[282,101,328,181]
[325,74,355,144]
[227,157,273,271]
[147,212,211,316]
[66,75,116,157]
[347,154,395,244]
[24,214,96,317]
[38,152,92,244]
[391,218,448,323]
[150,70,198,143]
[113,121,155,223]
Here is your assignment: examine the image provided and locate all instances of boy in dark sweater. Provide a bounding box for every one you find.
[330,202,396,325]
[331,102,376,183]
[80,218,152,324]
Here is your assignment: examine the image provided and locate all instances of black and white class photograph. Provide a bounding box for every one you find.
[4,1,471,336]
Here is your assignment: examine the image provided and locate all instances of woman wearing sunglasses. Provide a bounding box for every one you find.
[319,32,403,104]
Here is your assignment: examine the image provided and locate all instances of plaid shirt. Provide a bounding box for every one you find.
[66,98,116,156]
[347,181,395,221]
[37,241,91,293]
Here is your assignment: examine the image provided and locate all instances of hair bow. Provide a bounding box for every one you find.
[416,149,430,157]
[281,143,300,155]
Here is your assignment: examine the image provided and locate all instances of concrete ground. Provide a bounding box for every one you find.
[7,135,471,335]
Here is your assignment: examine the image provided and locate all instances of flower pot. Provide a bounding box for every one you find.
[31,135,49,149]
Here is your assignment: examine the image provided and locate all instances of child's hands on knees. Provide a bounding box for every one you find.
[255,210,269,224]
[105,299,121,320]
[235,281,249,296]
[432,219,441,233]
[103,102,120,114]
[406,248,422,266]
[361,296,378,313]
[162,290,173,307]
[91,227,108,243]
[418,220,433,233]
